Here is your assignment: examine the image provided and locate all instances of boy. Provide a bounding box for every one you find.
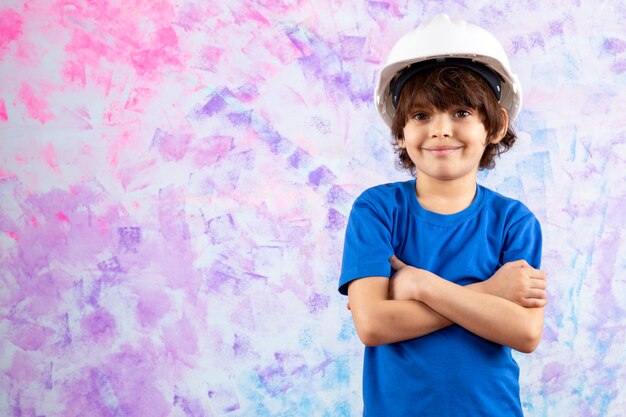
[338,14,547,417]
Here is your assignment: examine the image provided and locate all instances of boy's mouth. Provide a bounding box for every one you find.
[422,146,462,157]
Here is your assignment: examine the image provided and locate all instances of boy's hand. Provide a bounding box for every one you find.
[388,255,430,301]
[482,260,547,308]
[346,256,421,309]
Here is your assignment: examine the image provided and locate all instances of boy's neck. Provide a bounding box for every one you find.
[414,175,478,215]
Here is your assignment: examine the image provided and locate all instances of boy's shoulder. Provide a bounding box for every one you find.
[480,185,535,219]
[355,180,412,206]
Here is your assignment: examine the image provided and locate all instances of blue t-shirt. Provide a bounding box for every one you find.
[339,180,542,417]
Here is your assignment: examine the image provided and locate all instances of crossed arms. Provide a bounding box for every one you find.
[347,257,547,353]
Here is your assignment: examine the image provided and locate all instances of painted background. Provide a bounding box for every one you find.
[1,0,625,416]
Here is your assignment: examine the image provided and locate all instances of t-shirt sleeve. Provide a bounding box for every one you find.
[500,213,543,269]
[338,196,395,295]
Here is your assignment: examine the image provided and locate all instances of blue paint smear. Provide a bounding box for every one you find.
[338,319,356,342]
[324,400,352,417]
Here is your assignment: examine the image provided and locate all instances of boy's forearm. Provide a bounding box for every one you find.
[348,277,455,346]
[416,272,544,353]
[356,300,453,346]
[349,278,495,346]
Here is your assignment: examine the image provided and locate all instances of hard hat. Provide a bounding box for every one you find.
[374,14,522,127]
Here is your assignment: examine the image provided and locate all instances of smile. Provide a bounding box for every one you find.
[422,146,462,157]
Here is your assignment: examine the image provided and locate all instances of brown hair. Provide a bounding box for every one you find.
[390,66,516,176]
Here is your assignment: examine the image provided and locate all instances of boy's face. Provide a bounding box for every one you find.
[399,105,501,182]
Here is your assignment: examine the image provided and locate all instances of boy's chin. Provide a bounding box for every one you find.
[415,167,480,182]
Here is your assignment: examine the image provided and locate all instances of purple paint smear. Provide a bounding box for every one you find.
[97,257,123,273]
[308,165,336,186]
[257,364,294,397]
[82,308,116,343]
[602,37,626,54]
[151,128,192,161]
[118,226,141,252]
[326,208,347,232]
[308,292,330,313]
[173,395,205,417]
[197,93,226,117]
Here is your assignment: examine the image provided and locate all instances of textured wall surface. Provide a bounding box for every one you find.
[1,1,625,416]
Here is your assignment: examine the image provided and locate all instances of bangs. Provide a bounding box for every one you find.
[399,67,492,114]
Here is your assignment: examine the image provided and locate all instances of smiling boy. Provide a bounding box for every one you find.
[339,15,547,417]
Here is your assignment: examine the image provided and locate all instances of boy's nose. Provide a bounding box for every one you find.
[430,116,452,139]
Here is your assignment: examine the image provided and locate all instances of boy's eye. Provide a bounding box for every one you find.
[454,109,471,118]
[412,112,429,121]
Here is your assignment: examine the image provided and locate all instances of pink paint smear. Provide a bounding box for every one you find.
[0,98,7,120]
[17,83,54,124]
[0,7,23,53]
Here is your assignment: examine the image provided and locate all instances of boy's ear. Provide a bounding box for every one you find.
[490,108,509,144]
[397,137,406,148]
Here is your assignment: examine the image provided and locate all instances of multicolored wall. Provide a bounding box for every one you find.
[1,1,624,416]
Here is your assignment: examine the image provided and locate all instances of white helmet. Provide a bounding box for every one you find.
[375,14,522,127]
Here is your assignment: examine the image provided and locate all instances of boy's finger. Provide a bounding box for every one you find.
[521,297,548,308]
[529,277,547,290]
[510,259,530,268]
[527,269,546,281]
[389,255,406,269]
[526,288,547,300]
